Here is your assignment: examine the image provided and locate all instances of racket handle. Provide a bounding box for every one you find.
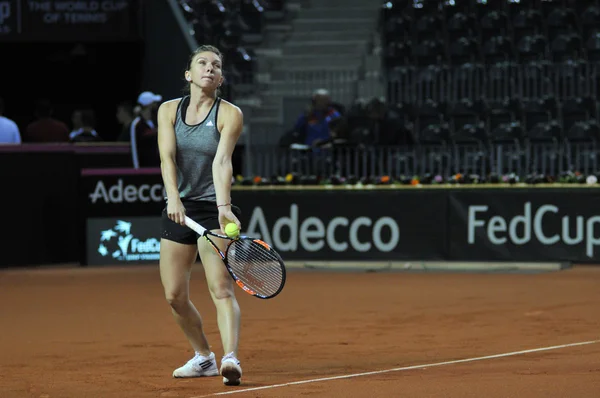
[184,216,207,236]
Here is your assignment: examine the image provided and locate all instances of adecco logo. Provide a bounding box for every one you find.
[468,202,600,258]
[246,204,400,253]
[89,179,165,204]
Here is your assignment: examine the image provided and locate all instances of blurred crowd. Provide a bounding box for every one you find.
[0,91,163,168]
[280,89,414,150]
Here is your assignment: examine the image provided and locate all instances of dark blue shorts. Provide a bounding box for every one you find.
[161,200,242,245]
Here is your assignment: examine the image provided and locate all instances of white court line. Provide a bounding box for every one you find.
[191,340,600,397]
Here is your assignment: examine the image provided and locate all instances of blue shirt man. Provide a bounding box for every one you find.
[293,89,342,147]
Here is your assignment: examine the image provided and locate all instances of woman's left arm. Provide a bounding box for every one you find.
[213,102,244,231]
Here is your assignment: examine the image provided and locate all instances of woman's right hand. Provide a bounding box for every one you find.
[167,197,186,225]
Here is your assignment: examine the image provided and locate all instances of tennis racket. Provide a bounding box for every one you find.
[184,216,286,299]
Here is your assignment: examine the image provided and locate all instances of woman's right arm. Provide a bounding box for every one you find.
[157,100,186,225]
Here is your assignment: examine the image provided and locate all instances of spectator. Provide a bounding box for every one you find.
[23,99,69,143]
[0,96,21,144]
[345,98,373,146]
[366,97,413,146]
[130,91,162,168]
[344,97,412,147]
[70,109,83,135]
[280,88,342,148]
[70,109,102,143]
[115,100,135,142]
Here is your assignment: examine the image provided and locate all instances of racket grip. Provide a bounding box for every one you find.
[184,216,207,235]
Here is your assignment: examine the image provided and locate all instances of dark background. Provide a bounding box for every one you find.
[0,0,189,141]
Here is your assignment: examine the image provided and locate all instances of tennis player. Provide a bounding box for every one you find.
[157,45,244,386]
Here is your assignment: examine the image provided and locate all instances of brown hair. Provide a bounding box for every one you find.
[183,45,224,95]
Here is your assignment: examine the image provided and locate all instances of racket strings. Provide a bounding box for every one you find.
[227,239,284,297]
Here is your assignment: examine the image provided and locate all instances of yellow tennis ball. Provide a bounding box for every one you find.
[225,223,240,238]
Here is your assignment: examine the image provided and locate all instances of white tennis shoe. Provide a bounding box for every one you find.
[220,352,242,386]
[173,352,219,378]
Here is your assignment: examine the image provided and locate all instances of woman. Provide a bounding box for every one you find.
[157,45,244,386]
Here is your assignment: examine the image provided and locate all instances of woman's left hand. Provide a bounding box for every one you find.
[218,205,241,235]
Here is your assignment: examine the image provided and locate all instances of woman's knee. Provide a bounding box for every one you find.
[165,289,189,311]
[208,279,235,300]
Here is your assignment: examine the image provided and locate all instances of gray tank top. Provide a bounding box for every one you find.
[174,96,221,202]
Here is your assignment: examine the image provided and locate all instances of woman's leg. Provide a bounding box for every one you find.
[160,238,218,378]
[197,232,242,385]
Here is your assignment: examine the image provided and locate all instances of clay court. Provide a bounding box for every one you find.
[1,264,599,398]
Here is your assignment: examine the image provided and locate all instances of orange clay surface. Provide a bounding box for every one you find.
[1,264,599,398]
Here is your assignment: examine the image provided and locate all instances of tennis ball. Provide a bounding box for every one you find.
[225,223,240,238]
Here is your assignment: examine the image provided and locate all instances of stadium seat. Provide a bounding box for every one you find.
[485,62,517,102]
[483,98,517,133]
[526,119,563,177]
[203,0,229,30]
[380,0,410,23]
[392,101,416,131]
[585,32,600,61]
[414,65,445,102]
[546,8,578,42]
[568,0,600,16]
[418,123,451,146]
[240,0,266,35]
[561,97,592,132]
[446,12,477,40]
[384,40,412,69]
[521,98,553,132]
[414,13,442,41]
[448,37,478,65]
[223,47,256,87]
[563,119,599,175]
[540,0,567,17]
[539,95,560,120]
[261,0,284,12]
[516,35,547,63]
[550,33,583,62]
[412,39,445,66]
[447,97,489,175]
[489,121,525,145]
[218,28,242,52]
[452,63,485,101]
[382,15,412,45]
[506,0,532,19]
[448,98,483,139]
[480,10,509,43]
[408,0,440,18]
[473,0,506,19]
[580,5,600,40]
[386,66,415,103]
[191,15,215,43]
[564,120,600,143]
[481,36,513,64]
[554,59,588,98]
[488,121,526,176]
[518,61,553,100]
[526,120,562,144]
[414,99,451,176]
[440,0,471,18]
[512,9,543,39]
[414,100,446,142]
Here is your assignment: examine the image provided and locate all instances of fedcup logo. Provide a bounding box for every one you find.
[468,202,600,258]
[98,220,160,261]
